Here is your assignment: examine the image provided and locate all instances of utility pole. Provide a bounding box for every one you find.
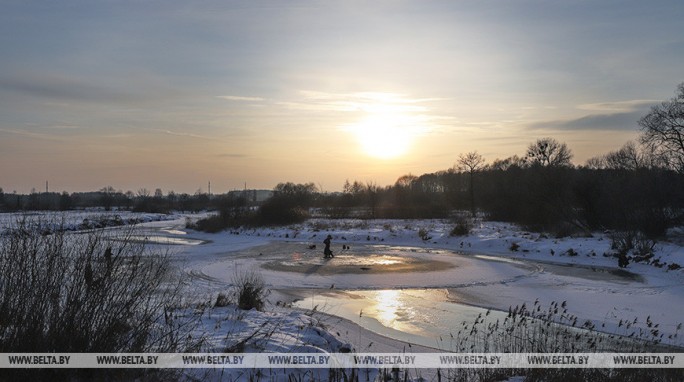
[45,181,48,194]
[208,181,211,197]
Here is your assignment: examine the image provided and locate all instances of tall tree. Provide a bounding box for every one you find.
[394,174,418,189]
[458,151,485,216]
[526,137,573,167]
[639,82,684,173]
[365,181,380,219]
[605,141,645,170]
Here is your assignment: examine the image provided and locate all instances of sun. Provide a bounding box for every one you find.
[348,113,420,159]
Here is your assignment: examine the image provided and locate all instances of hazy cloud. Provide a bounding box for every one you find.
[149,129,215,140]
[0,127,68,141]
[577,100,658,112]
[276,91,436,113]
[529,111,646,131]
[217,153,248,158]
[527,99,658,131]
[0,73,140,104]
[216,95,265,102]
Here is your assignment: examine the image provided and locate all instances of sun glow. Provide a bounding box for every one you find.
[331,92,435,159]
[349,113,420,159]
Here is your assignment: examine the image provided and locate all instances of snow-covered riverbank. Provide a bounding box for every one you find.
[3,212,683,380]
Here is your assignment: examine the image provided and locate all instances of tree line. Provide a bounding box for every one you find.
[0,187,261,214]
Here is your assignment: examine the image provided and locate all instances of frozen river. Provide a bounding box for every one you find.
[97,216,683,350]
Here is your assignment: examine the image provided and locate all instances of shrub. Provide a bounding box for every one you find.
[633,235,656,262]
[0,218,201,380]
[610,231,658,267]
[232,269,269,311]
[257,198,309,226]
[192,214,227,233]
[215,293,231,307]
[418,228,432,241]
[450,214,473,236]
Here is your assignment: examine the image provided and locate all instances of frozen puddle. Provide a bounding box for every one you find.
[282,254,402,267]
[293,288,506,349]
[263,253,454,275]
[260,245,455,275]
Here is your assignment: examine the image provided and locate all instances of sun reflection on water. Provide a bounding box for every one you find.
[373,290,402,327]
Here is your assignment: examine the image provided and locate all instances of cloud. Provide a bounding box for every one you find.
[528,100,657,131]
[149,128,215,140]
[0,73,139,104]
[529,111,645,131]
[216,95,265,102]
[276,91,438,113]
[577,99,658,112]
[0,127,67,141]
[42,124,81,130]
[217,153,247,158]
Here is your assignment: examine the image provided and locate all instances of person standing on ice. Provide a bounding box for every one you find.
[323,235,334,258]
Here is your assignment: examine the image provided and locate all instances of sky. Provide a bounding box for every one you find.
[1,0,683,194]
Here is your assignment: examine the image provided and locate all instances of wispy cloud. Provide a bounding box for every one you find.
[217,153,247,158]
[577,99,658,112]
[216,95,265,102]
[528,111,645,131]
[149,128,215,140]
[0,72,139,104]
[0,127,68,141]
[276,91,439,114]
[527,99,657,131]
[42,124,80,130]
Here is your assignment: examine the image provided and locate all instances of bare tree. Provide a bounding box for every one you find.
[343,179,365,195]
[526,137,573,167]
[394,174,418,189]
[365,181,380,219]
[489,155,527,171]
[99,186,116,211]
[604,141,642,170]
[458,151,485,216]
[584,156,606,169]
[639,82,684,173]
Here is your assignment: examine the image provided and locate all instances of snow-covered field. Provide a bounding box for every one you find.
[0,210,176,233]
[2,211,683,380]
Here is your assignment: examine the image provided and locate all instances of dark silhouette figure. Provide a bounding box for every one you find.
[323,235,334,258]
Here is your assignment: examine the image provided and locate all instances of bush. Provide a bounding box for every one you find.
[610,231,657,267]
[193,214,229,233]
[0,219,200,380]
[418,228,432,241]
[215,293,231,308]
[450,214,473,236]
[232,269,268,311]
[257,197,309,226]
